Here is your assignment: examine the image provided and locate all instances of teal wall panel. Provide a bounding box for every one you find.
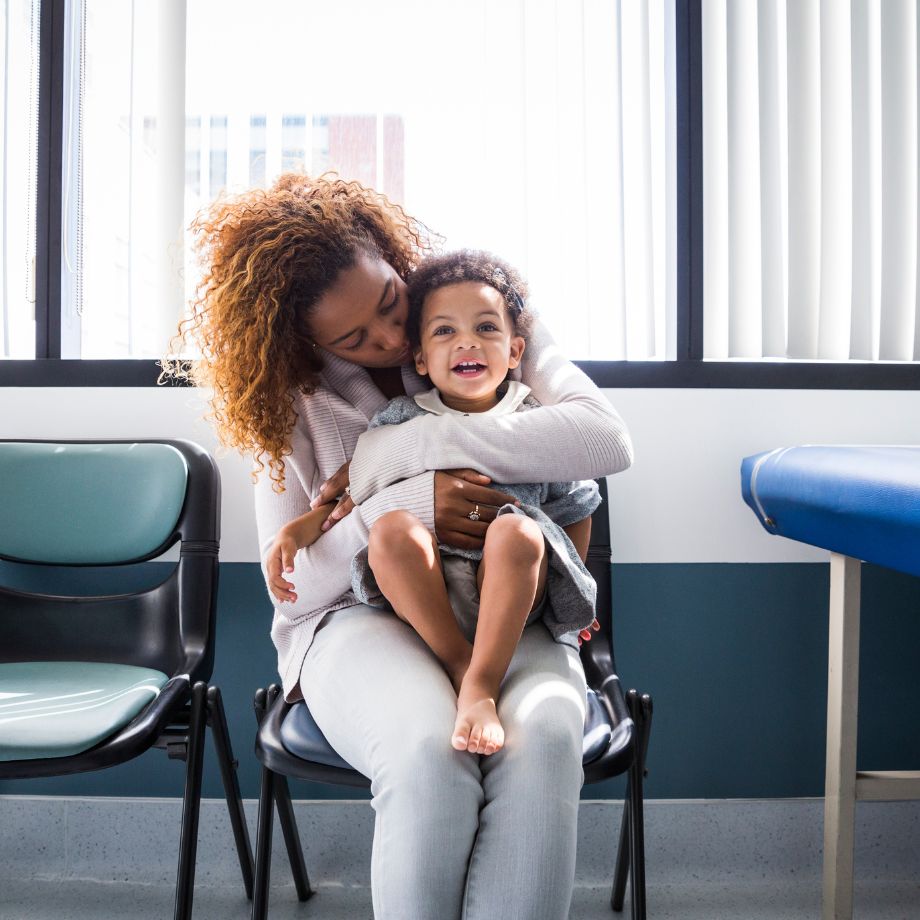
[2,561,919,800]
[597,563,920,800]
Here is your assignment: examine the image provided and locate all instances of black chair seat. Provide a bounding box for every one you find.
[275,685,617,776]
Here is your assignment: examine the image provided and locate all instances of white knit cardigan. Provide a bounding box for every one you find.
[253,321,634,700]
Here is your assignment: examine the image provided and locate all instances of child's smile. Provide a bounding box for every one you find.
[452,359,487,378]
[414,282,526,413]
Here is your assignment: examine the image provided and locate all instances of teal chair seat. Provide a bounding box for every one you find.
[0,661,169,761]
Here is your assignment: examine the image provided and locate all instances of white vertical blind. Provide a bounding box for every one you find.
[584,0,627,357]
[849,0,881,360]
[663,0,678,358]
[620,0,659,358]
[879,0,918,359]
[727,0,762,357]
[705,0,920,362]
[152,0,187,360]
[757,0,786,357]
[916,1,920,360]
[702,0,730,358]
[785,0,821,358]
[1,0,40,359]
[817,0,852,359]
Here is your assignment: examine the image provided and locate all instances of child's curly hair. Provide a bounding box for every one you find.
[160,172,436,489]
[405,249,534,349]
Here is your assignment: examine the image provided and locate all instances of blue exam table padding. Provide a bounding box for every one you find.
[741,446,920,577]
[0,662,169,761]
[280,687,613,770]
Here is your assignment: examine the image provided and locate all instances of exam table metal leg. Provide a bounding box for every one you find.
[823,554,861,920]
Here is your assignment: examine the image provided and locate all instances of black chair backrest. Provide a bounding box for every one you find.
[0,439,221,682]
[581,477,618,686]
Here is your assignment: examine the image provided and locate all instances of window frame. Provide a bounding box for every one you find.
[4,0,920,390]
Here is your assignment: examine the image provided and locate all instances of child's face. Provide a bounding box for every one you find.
[414,282,525,411]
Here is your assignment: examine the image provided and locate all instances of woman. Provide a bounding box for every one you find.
[169,172,633,920]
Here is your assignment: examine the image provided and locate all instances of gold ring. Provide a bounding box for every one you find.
[468,505,481,522]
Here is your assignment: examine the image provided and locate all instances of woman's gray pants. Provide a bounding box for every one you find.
[300,603,588,920]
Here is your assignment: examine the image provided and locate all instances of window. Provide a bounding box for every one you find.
[58,0,675,363]
[6,0,920,386]
[1,0,40,359]
[61,0,168,359]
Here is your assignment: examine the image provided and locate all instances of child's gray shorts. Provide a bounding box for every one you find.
[441,555,547,645]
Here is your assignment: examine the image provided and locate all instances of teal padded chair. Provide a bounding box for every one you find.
[0,439,253,919]
[250,478,653,919]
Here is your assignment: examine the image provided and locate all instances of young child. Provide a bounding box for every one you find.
[356,250,601,754]
[269,251,601,756]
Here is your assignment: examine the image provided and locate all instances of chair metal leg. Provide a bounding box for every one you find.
[207,685,255,900]
[174,681,207,920]
[251,762,276,920]
[611,690,652,918]
[611,797,631,910]
[253,684,312,899]
[627,763,646,920]
[274,773,313,901]
[629,692,653,920]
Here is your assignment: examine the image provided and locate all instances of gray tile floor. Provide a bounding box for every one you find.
[3,879,920,920]
[3,797,919,919]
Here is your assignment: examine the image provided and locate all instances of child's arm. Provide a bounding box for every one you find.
[265,503,336,603]
[563,516,592,563]
[542,478,602,532]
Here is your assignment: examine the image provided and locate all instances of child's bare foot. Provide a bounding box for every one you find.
[452,679,504,755]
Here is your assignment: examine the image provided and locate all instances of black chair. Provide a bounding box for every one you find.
[0,439,254,919]
[251,478,652,918]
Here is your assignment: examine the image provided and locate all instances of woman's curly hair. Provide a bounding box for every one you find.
[405,249,534,349]
[160,172,436,490]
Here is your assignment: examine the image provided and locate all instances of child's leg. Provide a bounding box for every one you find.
[368,510,473,692]
[453,513,549,755]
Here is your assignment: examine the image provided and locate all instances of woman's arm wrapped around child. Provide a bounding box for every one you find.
[346,320,633,504]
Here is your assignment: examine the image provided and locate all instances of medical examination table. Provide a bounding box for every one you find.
[741,445,920,920]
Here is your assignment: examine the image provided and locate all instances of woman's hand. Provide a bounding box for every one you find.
[310,461,355,532]
[434,469,522,551]
[577,618,601,647]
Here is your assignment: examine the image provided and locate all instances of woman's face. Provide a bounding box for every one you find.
[308,251,411,368]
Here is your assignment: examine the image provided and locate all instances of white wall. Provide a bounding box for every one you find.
[4,386,919,563]
[607,387,920,562]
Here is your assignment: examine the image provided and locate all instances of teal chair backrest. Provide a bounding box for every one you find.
[0,442,188,565]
